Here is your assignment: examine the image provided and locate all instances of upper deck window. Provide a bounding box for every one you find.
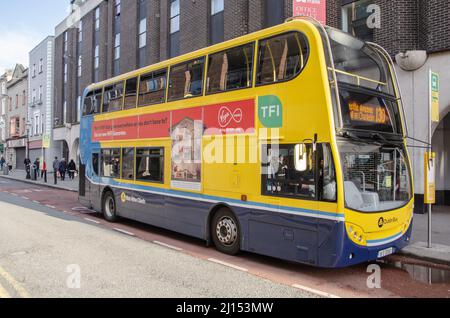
[103,82,124,113]
[168,58,205,101]
[138,69,167,106]
[82,89,102,116]
[256,32,309,85]
[206,43,254,94]
[327,27,394,96]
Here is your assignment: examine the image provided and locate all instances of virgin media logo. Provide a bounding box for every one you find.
[218,106,243,128]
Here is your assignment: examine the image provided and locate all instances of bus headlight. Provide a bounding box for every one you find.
[346,223,366,245]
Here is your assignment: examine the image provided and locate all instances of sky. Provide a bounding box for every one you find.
[0,0,71,74]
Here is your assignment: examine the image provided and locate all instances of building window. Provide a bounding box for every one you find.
[39,85,43,103]
[113,34,121,76]
[210,0,224,44]
[39,59,43,73]
[78,55,82,77]
[32,64,36,77]
[94,45,99,82]
[64,31,68,52]
[22,91,26,106]
[95,7,100,31]
[35,114,39,136]
[341,0,375,42]
[32,89,36,105]
[114,0,121,16]
[169,0,180,58]
[64,63,68,83]
[138,0,148,68]
[263,0,284,28]
[79,20,83,42]
[41,113,45,135]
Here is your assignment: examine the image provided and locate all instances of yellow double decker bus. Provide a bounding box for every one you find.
[79,17,413,268]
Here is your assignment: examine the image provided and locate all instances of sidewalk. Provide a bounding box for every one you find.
[400,205,450,265]
[0,169,78,192]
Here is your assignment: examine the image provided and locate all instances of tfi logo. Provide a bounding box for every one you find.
[258,95,283,128]
[218,107,243,128]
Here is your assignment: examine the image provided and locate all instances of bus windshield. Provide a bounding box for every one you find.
[326,27,403,135]
[338,140,412,213]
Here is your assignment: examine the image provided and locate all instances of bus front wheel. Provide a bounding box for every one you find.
[102,191,118,223]
[211,208,240,255]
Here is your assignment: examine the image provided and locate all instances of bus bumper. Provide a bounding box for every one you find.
[328,220,413,268]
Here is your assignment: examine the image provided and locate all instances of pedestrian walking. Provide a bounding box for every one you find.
[24,158,31,179]
[59,158,67,181]
[42,160,47,182]
[68,159,77,180]
[34,158,40,178]
[53,157,59,185]
[0,156,5,170]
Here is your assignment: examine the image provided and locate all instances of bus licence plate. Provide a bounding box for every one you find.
[377,247,395,258]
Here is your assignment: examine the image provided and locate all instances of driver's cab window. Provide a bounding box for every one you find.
[262,143,337,201]
[262,144,316,199]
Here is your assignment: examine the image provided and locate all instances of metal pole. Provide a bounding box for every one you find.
[428,70,432,248]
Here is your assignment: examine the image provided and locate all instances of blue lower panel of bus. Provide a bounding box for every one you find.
[85,182,412,268]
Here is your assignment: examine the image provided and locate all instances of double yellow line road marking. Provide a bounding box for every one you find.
[0,265,31,298]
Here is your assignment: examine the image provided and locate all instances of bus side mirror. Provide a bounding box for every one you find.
[295,144,308,172]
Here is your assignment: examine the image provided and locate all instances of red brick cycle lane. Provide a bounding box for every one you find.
[0,178,449,298]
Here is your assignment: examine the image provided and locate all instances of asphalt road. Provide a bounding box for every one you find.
[0,192,316,298]
[0,178,449,298]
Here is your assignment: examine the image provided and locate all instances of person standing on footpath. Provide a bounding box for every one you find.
[53,157,59,185]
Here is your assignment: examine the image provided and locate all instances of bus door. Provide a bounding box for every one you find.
[89,150,101,208]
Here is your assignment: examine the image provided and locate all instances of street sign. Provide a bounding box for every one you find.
[430,71,439,123]
[424,151,436,204]
[293,0,327,25]
[43,134,51,149]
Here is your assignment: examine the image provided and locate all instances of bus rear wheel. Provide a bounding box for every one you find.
[211,208,240,255]
[102,191,118,223]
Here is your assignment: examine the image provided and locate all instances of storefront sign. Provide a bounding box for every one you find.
[430,71,440,123]
[424,151,436,204]
[43,134,51,149]
[293,0,327,25]
[7,138,26,148]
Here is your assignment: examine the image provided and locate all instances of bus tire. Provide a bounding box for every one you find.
[102,190,118,223]
[211,208,240,255]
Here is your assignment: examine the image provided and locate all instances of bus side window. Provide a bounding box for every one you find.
[121,148,135,180]
[101,149,121,178]
[92,153,99,176]
[168,58,205,101]
[82,91,93,116]
[136,148,164,183]
[124,77,138,109]
[103,82,124,113]
[206,43,254,94]
[257,32,308,85]
[319,144,337,202]
[262,144,316,199]
[138,69,167,107]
